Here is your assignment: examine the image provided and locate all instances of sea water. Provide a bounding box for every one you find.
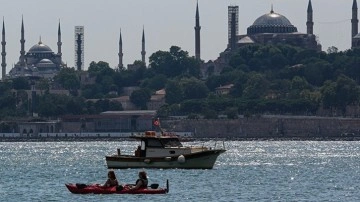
[0,140,360,202]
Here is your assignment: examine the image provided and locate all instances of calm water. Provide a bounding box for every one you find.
[1,140,360,202]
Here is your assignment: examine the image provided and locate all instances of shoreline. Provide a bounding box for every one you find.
[1,136,358,142]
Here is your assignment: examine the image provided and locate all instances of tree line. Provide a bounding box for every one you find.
[1,44,360,120]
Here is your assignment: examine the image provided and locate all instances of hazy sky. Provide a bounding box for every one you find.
[0,0,356,72]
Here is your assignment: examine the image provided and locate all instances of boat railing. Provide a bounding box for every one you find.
[196,140,226,151]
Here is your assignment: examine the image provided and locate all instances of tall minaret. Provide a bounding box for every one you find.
[1,18,6,80]
[141,27,146,65]
[194,1,201,60]
[118,29,123,69]
[352,0,358,42]
[20,16,26,66]
[306,0,314,35]
[57,20,62,57]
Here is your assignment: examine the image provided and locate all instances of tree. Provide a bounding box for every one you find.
[130,88,151,109]
[225,107,238,119]
[140,74,167,90]
[242,73,269,99]
[12,77,30,90]
[181,78,209,100]
[327,46,338,54]
[320,80,337,110]
[54,68,80,91]
[335,75,359,113]
[165,80,183,104]
[149,46,200,78]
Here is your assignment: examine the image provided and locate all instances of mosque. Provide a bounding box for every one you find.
[200,0,360,78]
[2,18,66,79]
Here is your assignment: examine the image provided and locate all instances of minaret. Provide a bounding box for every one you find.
[20,16,26,66]
[1,18,6,80]
[57,20,62,57]
[118,29,123,69]
[352,0,359,43]
[306,0,314,35]
[141,27,146,65]
[194,1,201,60]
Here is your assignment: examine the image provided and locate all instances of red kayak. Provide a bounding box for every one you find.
[65,180,169,194]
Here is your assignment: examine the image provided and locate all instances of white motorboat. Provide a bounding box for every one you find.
[105,131,226,169]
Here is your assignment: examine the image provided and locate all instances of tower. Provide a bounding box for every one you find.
[141,27,146,65]
[194,1,201,60]
[118,29,123,69]
[352,0,359,44]
[74,26,84,71]
[306,0,314,35]
[228,6,239,50]
[57,20,62,57]
[20,16,26,67]
[1,18,6,80]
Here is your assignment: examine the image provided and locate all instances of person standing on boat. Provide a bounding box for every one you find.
[129,171,148,190]
[103,170,119,187]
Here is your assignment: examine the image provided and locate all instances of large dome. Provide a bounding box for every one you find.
[247,9,298,34]
[28,40,53,53]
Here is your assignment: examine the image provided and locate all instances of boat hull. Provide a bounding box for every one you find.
[106,149,225,169]
[65,183,168,194]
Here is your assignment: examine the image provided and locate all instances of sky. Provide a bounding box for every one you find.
[0,0,356,72]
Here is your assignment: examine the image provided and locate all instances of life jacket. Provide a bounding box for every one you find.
[135,178,148,188]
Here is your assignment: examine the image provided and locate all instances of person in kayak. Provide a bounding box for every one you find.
[129,171,148,190]
[103,170,119,187]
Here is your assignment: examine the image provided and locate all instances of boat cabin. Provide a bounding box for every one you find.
[132,131,185,157]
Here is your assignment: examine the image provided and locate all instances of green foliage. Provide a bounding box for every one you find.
[165,80,183,104]
[225,107,238,119]
[180,77,209,100]
[140,74,167,90]
[130,88,151,109]
[54,67,80,90]
[203,109,218,119]
[12,77,30,90]
[149,46,200,78]
[180,99,207,113]
[2,44,360,119]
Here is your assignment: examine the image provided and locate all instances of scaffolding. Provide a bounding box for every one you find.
[74,26,84,71]
[228,6,239,50]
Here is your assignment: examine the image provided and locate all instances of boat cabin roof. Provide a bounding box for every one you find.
[130,131,179,140]
[130,131,183,147]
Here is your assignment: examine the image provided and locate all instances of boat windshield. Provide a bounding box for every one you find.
[147,139,163,147]
[160,138,183,147]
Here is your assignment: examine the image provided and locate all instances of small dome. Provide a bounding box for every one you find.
[38,59,54,64]
[354,33,360,39]
[28,40,53,53]
[247,8,298,34]
[36,59,55,68]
